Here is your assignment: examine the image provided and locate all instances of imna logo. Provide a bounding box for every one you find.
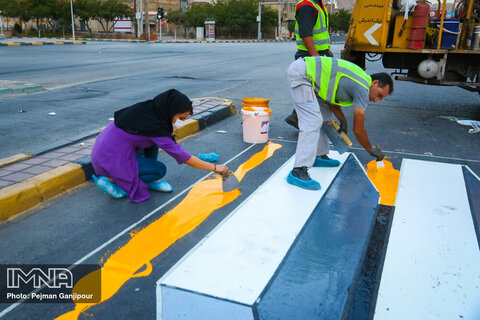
[7,268,73,289]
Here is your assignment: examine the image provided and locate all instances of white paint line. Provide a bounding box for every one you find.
[159,152,349,305]
[0,143,258,318]
[349,146,480,163]
[464,165,480,181]
[374,159,480,320]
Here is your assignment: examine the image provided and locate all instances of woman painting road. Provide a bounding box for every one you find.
[91,89,229,203]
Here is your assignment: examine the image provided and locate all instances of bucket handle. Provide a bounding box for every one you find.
[435,24,461,35]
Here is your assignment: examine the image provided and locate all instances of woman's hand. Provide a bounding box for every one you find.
[185,156,230,179]
[214,164,229,179]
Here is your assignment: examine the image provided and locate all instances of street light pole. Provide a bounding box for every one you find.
[257,2,262,40]
[70,0,75,40]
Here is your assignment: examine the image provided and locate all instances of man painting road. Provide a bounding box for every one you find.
[285,56,394,190]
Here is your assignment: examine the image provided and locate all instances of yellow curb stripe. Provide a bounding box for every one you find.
[173,119,200,140]
[32,163,86,200]
[0,153,33,168]
[0,180,42,221]
[7,43,21,46]
[0,163,86,221]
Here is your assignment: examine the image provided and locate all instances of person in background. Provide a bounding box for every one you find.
[91,89,229,203]
[285,0,333,129]
[285,56,394,190]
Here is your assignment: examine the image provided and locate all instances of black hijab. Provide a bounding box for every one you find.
[114,89,193,137]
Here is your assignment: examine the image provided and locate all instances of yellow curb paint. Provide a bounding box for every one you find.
[7,43,20,46]
[173,119,200,140]
[0,164,85,221]
[0,180,42,221]
[55,142,282,320]
[53,42,64,45]
[31,42,42,46]
[0,153,33,168]
[30,163,85,200]
[366,159,400,206]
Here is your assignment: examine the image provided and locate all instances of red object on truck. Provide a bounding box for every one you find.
[408,3,430,50]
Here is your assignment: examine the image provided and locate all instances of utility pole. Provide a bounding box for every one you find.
[0,13,4,39]
[277,3,282,40]
[137,0,143,38]
[70,0,75,40]
[257,2,262,40]
[258,2,296,41]
[144,0,149,41]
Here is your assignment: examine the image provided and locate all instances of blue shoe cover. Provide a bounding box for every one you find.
[198,153,219,162]
[147,179,173,192]
[92,174,127,199]
[286,172,321,190]
[313,157,341,167]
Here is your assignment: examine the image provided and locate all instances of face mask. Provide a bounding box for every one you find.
[173,119,185,129]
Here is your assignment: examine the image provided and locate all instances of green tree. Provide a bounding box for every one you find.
[95,0,131,33]
[26,0,57,34]
[329,9,351,32]
[185,3,212,29]
[75,0,101,34]
[0,0,21,30]
[167,9,188,36]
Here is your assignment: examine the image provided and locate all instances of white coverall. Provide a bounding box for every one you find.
[286,58,332,168]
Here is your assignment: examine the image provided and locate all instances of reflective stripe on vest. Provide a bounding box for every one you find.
[305,56,372,106]
[294,0,330,51]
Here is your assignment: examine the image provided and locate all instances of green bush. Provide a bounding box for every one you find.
[13,22,22,34]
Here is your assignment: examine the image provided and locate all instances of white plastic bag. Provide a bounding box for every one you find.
[401,0,417,20]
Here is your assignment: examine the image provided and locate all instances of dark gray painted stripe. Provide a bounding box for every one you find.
[462,166,480,250]
[255,155,379,320]
[344,205,395,320]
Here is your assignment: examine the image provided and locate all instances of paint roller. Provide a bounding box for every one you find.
[322,120,353,154]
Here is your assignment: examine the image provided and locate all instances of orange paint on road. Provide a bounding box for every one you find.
[56,142,282,320]
[366,159,400,206]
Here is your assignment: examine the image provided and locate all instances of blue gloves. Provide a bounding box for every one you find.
[198,153,219,162]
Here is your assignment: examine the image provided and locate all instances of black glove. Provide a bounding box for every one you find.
[338,120,348,134]
[327,49,334,57]
[368,147,385,161]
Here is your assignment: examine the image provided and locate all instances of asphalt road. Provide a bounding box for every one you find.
[1,41,479,164]
[0,41,479,319]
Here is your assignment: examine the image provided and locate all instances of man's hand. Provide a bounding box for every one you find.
[339,120,348,134]
[368,147,385,161]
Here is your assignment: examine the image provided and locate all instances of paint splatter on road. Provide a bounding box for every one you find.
[55,142,282,320]
[366,159,400,206]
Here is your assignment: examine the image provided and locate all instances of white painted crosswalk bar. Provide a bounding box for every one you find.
[157,151,350,319]
[374,159,480,320]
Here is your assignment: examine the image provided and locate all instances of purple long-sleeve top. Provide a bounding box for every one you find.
[91,122,191,203]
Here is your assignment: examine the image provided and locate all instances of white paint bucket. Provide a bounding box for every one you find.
[241,107,271,143]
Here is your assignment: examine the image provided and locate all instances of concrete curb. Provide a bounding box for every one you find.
[0,85,44,96]
[0,163,85,221]
[0,98,236,221]
[0,41,87,47]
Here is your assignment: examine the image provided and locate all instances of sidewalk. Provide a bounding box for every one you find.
[0,97,237,221]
